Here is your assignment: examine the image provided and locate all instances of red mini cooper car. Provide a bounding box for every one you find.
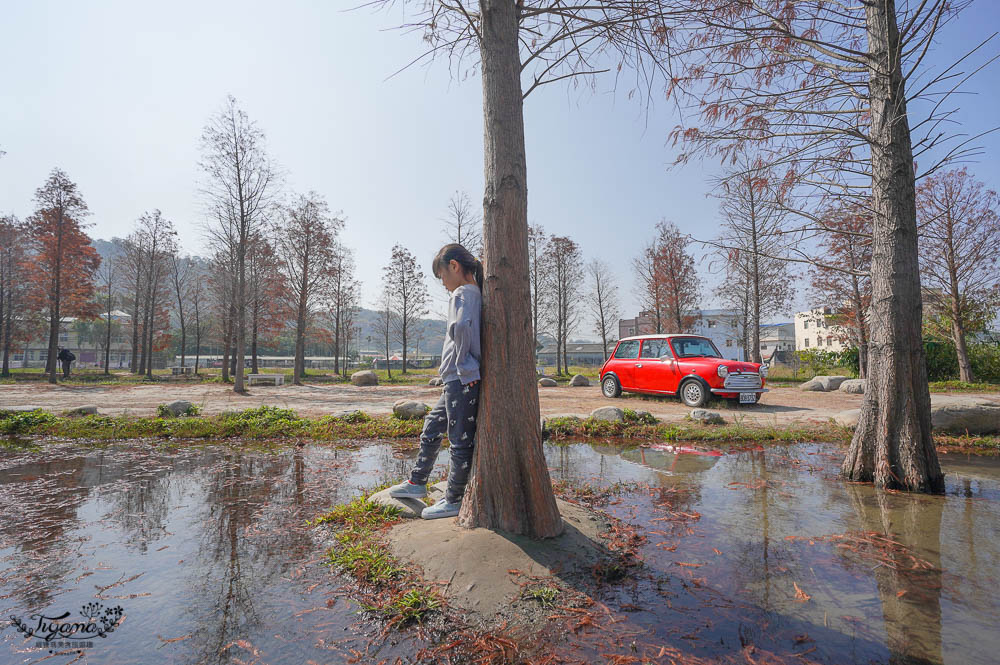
[599,334,768,407]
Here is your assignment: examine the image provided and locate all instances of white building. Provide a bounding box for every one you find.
[12,311,132,369]
[794,307,848,352]
[758,322,795,360]
[691,309,745,361]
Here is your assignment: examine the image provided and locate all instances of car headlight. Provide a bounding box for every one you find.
[759,364,768,377]
[717,365,729,378]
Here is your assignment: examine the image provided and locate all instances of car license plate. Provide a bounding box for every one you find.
[739,393,756,404]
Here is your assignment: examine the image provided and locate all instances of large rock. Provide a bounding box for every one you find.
[833,409,860,428]
[569,374,590,387]
[690,409,725,425]
[351,370,378,386]
[538,378,558,387]
[834,399,1000,434]
[393,400,429,420]
[65,405,98,416]
[799,375,850,392]
[930,399,1000,434]
[590,406,625,422]
[428,377,443,387]
[840,379,866,394]
[163,400,193,417]
[368,481,446,519]
[1,406,45,413]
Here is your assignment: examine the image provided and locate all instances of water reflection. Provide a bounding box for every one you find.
[0,440,996,664]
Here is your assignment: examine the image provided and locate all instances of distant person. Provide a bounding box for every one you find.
[387,244,483,519]
[57,347,75,379]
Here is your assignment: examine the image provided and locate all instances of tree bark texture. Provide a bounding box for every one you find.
[841,0,943,493]
[457,0,563,539]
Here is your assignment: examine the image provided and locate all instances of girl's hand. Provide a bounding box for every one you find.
[468,380,479,387]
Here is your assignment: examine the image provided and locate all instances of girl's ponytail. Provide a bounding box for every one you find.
[472,257,484,290]
[433,243,484,290]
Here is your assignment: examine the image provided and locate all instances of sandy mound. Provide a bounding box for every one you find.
[381,487,612,620]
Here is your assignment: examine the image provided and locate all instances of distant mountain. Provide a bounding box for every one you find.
[353,308,447,354]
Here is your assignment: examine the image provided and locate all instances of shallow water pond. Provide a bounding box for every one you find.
[0,438,996,664]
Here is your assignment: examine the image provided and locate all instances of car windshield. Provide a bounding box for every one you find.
[670,337,723,359]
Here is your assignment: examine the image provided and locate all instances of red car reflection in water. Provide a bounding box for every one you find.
[599,334,768,408]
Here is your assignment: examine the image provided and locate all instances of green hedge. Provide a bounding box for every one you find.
[800,342,1000,383]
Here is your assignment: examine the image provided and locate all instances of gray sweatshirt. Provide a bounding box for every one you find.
[438,284,482,385]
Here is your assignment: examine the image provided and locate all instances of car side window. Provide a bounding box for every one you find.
[640,339,670,359]
[613,340,640,359]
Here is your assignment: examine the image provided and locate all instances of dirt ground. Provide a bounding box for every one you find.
[5,379,997,425]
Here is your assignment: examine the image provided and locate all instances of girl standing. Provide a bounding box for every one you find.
[387,244,483,519]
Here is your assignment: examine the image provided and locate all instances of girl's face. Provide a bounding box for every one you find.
[439,259,471,292]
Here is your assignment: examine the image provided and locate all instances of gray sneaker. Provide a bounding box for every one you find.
[388,480,427,499]
[421,498,461,519]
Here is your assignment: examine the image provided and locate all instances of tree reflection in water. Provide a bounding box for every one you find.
[845,484,944,665]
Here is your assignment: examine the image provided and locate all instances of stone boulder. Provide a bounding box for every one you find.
[351,370,378,386]
[833,409,860,428]
[163,400,194,417]
[65,405,98,416]
[930,399,1000,434]
[368,481,446,519]
[834,399,1000,434]
[690,409,725,425]
[538,378,558,387]
[839,379,866,394]
[393,400,429,420]
[799,375,850,392]
[569,374,590,387]
[590,406,625,422]
[428,377,443,387]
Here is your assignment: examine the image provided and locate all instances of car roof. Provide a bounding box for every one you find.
[617,334,709,342]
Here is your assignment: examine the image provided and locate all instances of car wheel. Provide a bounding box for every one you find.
[601,375,622,398]
[680,379,708,407]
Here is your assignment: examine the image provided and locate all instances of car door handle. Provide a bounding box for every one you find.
[635,363,642,368]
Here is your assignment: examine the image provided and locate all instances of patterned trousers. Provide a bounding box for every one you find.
[409,379,480,503]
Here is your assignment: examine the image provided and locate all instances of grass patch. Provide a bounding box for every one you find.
[0,409,58,435]
[365,586,444,627]
[929,380,1000,393]
[310,491,448,630]
[543,414,854,444]
[521,584,560,608]
[0,406,424,442]
[308,496,403,529]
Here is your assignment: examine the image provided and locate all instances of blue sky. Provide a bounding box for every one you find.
[2,1,997,326]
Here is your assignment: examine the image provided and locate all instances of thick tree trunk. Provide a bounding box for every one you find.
[457,0,563,538]
[841,0,943,493]
[851,272,869,380]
